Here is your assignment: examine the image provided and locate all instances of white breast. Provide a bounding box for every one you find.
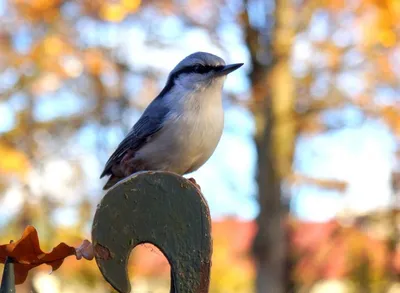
[181,99,224,173]
[136,80,225,174]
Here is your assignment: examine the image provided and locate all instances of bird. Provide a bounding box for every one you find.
[100,52,243,190]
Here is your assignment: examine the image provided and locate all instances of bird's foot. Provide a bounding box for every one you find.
[188,177,201,191]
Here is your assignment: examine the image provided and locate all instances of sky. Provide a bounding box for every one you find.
[0,2,397,227]
[292,118,395,221]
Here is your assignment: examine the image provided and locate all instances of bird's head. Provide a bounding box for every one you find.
[162,52,243,94]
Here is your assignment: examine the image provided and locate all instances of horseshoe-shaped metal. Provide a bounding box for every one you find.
[92,171,212,293]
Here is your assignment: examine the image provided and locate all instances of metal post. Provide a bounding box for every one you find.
[0,256,16,293]
[92,171,212,293]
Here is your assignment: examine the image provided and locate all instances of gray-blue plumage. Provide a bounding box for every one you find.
[100,52,243,190]
[100,104,169,179]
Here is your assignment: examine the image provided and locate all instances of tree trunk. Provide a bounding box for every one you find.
[244,0,296,292]
[253,101,286,293]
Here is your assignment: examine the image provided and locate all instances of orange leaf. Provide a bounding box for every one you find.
[0,144,30,179]
[0,226,76,284]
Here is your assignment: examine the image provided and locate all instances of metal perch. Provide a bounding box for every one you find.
[0,256,15,293]
[92,171,212,293]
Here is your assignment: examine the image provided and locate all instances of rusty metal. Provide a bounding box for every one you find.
[0,240,15,293]
[0,255,15,293]
[92,171,212,293]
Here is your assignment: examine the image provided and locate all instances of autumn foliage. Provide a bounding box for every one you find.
[0,0,400,291]
[0,226,84,285]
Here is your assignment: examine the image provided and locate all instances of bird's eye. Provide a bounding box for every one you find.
[193,64,206,73]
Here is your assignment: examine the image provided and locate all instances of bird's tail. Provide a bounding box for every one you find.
[102,175,123,190]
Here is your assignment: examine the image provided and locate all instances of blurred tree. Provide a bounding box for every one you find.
[242,0,296,292]
[289,0,400,291]
[242,0,400,292]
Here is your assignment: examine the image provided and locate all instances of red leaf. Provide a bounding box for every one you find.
[0,226,77,284]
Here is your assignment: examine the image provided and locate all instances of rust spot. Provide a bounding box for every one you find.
[199,259,211,293]
[94,243,113,260]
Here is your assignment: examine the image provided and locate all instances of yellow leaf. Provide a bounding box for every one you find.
[122,0,141,12]
[100,2,127,22]
[84,50,106,75]
[379,30,396,48]
[43,36,64,56]
[327,0,345,12]
[0,144,30,178]
[389,0,400,18]
[29,0,59,10]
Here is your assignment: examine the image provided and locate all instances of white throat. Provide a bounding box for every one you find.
[165,77,226,111]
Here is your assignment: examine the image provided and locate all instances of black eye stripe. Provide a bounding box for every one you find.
[156,64,225,100]
[173,64,224,77]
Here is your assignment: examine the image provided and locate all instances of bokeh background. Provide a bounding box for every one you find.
[0,0,400,292]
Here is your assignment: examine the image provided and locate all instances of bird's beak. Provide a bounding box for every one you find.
[214,63,244,77]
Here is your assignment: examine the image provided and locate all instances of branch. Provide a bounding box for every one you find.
[288,173,348,192]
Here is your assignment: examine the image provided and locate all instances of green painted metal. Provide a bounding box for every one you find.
[92,171,212,293]
[0,257,15,293]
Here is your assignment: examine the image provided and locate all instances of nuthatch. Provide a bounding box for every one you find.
[100,52,243,190]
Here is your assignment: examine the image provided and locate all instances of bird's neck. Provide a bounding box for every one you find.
[167,79,224,111]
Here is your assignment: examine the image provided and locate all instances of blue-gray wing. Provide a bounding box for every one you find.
[100,104,170,178]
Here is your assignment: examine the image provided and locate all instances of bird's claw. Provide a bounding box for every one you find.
[188,177,201,191]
